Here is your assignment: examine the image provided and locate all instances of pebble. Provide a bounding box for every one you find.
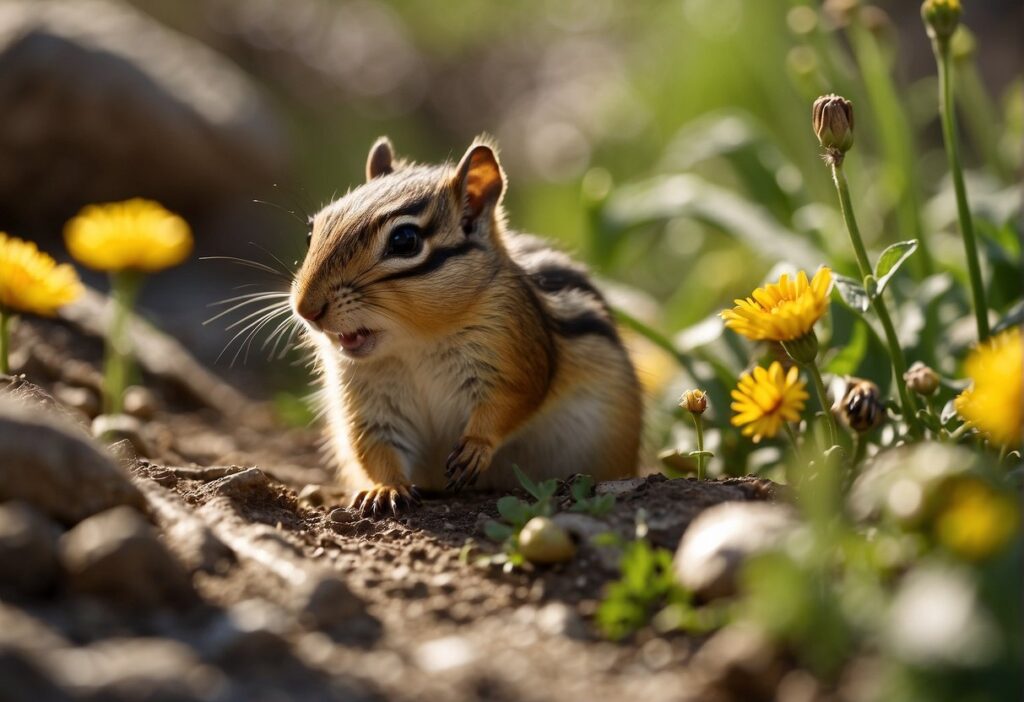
[199,598,292,665]
[297,573,364,632]
[674,501,797,600]
[0,502,61,598]
[92,413,152,458]
[59,506,195,608]
[518,516,576,564]
[0,398,146,525]
[414,635,477,673]
[52,383,101,420]
[205,467,271,500]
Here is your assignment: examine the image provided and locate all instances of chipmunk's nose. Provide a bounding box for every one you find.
[296,299,328,326]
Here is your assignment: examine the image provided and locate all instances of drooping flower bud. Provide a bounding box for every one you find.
[921,0,961,44]
[680,389,708,415]
[904,361,940,397]
[834,377,885,433]
[812,94,855,162]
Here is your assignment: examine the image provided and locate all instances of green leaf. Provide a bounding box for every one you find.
[570,474,595,501]
[484,520,514,542]
[873,240,917,295]
[496,496,530,526]
[512,465,541,501]
[832,275,870,313]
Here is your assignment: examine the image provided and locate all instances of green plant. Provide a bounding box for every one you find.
[595,539,689,641]
[568,474,616,517]
[480,465,560,570]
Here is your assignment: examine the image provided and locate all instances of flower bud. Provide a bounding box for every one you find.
[680,389,708,415]
[834,378,884,433]
[812,94,855,158]
[922,0,961,43]
[518,517,575,564]
[904,361,940,396]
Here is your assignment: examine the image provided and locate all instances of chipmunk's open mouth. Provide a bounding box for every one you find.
[334,328,378,358]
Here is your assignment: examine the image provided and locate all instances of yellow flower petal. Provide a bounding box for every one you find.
[729,361,808,443]
[0,233,83,316]
[65,199,192,273]
[720,267,832,342]
[955,327,1022,447]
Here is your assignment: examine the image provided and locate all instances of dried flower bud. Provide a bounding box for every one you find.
[834,378,884,433]
[904,361,940,396]
[812,94,855,163]
[680,389,708,415]
[921,0,961,43]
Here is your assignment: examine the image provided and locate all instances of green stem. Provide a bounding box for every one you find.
[805,360,840,449]
[783,422,800,454]
[691,413,706,481]
[934,37,990,341]
[0,308,9,375]
[103,271,142,414]
[831,163,921,436]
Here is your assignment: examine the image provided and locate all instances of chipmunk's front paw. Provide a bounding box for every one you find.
[445,436,492,492]
[349,484,422,518]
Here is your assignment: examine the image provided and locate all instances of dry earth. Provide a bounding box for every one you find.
[0,314,783,702]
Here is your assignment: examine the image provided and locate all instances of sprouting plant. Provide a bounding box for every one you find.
[568,474,616,517]
[480,465,561,570]
[595,539,690,641]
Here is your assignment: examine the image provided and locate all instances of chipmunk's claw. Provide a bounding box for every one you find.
[349,484,421,518]
[445,437,492,493]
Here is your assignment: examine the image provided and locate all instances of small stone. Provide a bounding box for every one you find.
[414,635,477,673]
[205,467,270,500]
[518,516,576,565]
[60,506,195,608]
[91,414,152,458]
[52,383,101,419]
[674,502,796,600]
[328,507,356,524]
[0,398,146,525]
[199,599,292,665]
[298,573,363,631]
[0,502,61,597]
[535,602,586,639]
[122,385,158,420]
[692,624,784,699]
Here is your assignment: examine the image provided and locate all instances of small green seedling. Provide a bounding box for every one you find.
[480,465,560,570]
[596,539,688,640]
[568,474,616,517]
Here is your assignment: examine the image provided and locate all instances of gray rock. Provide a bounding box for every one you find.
[200,599,292,665]
[92,413,152,459]
[0,502,61,597]
[0,397,146,525]
[674,501,797,600]
[204,467,271,500]
[0,0,285,222]
[298,573,363,631]
[60,506,195,608]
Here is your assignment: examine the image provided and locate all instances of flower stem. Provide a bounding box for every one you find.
[691,413,706,480]
[0,307,9,375]
[103,271,142,414]
[831,163,921,436]
[933,37,990,341]
[805,361,840,449]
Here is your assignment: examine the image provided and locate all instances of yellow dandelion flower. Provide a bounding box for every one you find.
[65,199,192,273]
[0,232,83,316]
[731,361,809,442]
[935,478,1017,560]
[721,268,832,342]
[954,327,1022,447]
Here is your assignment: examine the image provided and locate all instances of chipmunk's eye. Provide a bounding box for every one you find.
[385,224,423,258]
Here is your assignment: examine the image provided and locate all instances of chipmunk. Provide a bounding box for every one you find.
[291,137,642,516]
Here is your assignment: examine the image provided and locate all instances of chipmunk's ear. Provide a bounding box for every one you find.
[453,141,504,233]
[366,137,395,181]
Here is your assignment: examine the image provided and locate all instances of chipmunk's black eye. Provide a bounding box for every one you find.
[385,224,423,258]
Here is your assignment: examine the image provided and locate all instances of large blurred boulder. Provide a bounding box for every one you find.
[0,0,287,226]
[0,396,146,525]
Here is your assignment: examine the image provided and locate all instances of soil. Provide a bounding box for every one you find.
[1,315,779,702]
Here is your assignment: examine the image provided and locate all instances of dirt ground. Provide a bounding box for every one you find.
[0,315,779,702]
